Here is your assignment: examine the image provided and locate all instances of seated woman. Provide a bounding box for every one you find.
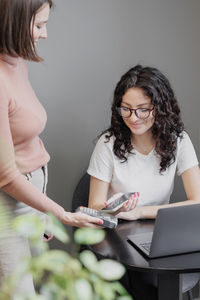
[87,65,200,299]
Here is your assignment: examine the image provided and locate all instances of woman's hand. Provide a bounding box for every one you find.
[104,192,140,220]
[120,192,139,212]
[61,211,103,228]
[116,207,141,220]
[104,192,139,214]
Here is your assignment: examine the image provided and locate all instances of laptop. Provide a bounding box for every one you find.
[127,204,200,258]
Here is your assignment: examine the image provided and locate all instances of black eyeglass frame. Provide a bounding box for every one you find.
[117,106,154,119]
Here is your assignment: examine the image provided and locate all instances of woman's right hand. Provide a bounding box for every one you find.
[61,211,103,228]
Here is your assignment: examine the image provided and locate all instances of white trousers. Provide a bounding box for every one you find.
[0,166,48,296]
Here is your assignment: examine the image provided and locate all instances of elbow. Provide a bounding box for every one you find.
[88,202,103,211]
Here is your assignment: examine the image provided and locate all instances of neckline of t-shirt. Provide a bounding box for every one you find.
[134,148,155,159]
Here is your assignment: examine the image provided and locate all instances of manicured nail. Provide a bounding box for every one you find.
[137,192,140,197]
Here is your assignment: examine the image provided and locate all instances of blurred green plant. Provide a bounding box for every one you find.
[0,203,132,300]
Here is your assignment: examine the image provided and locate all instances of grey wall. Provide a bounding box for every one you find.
[28,0,200,246]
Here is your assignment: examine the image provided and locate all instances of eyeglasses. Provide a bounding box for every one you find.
[117,106,154,119]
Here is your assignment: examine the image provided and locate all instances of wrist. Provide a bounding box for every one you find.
[137,206,143,219]
[139,206,159,219]
[60,211,74,225]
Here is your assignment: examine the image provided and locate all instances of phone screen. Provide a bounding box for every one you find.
[101,192,135,213]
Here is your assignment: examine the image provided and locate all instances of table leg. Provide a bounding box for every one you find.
[158,273,182,300]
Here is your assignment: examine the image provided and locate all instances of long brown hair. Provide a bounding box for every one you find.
[0,0,53,62]
[104,65,184,173]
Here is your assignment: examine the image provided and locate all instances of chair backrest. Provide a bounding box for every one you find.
[71,173,90,212]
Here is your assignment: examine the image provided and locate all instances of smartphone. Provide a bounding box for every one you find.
[101,192,136,213]
[76,206,118,229]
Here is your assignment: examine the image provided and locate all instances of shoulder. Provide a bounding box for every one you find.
[176,131,198,175]
[96,132,115,149]
[177,131,193,148]
[90,132,115,159]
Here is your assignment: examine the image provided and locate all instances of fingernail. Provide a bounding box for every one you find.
[133,193,136,198]
[137,192,140,197]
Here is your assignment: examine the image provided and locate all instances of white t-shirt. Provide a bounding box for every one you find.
[87,131,199,206]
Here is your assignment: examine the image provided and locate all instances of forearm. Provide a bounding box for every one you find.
[139,199,200,219]
[2,174,104,228]
[3,174,65,220]
[88,176,109,210]
[89,199,104,210]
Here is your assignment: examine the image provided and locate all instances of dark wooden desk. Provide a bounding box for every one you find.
[91,219,200,300]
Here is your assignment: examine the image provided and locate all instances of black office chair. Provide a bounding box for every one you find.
[71,172,90,212]
[71,173,199,300]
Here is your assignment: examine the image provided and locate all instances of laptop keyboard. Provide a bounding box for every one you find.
[140,242,151,253]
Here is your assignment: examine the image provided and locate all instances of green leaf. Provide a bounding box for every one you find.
[40,283,62,300]
[99,282,116,300]
[67,258,82,273]
[74,228,105,245]
[74,279,93,300]
[117,296,133,300]
[79,250,98,272]
[96,260,125,281]
[9,295,46,300]
[46,213,69,244]
[111,282,130,296]
[33,250,70,273]
[13,215,44,240]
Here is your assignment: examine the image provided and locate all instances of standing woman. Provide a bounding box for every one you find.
[0,0,102,294]
[87,65,200,299]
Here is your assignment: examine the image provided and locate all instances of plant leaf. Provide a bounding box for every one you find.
[111,281,130,296]
[33,250,70,273]
[75,279,93,300]
[74,228,105,245]
[96,259,125,281]
[46,213,69,244]
[13,215,44,240]
[79,250,98,272]
[117,296,133,300]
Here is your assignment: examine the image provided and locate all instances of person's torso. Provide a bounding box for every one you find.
[110,147,176,206]
[0,55,50,173]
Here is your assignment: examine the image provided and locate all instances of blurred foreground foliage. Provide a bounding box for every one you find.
[0,202,132,300]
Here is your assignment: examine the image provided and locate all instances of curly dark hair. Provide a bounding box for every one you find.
[104,65,184,173]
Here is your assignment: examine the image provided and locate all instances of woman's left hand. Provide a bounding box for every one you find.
[120,192,139,212]
[116,206,141,220]
[104,192,139,213]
